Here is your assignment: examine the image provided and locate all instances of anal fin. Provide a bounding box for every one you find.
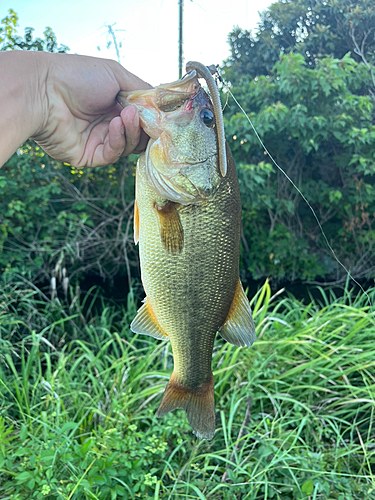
[219,279,256,347]
[157,371,215,440]
[154,201,184,254]
[130,298,168,341]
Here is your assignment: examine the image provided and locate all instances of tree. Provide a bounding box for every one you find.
[0,9,69,52]
[226,0,375,83]
[222,0,375,286]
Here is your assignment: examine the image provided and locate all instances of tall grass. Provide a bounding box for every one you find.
[0,281,374,499]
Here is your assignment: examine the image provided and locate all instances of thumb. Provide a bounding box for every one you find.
[109,60,153,92]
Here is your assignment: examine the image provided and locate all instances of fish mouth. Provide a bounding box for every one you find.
[117,68,223,205]
[117,70,200,113]
[155,71,200,112]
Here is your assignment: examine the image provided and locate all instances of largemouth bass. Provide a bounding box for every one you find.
[117,64,255,439]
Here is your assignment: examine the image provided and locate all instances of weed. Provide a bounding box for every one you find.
[0,281,374,499]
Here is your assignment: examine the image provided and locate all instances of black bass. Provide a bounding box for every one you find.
[117,63,255,439]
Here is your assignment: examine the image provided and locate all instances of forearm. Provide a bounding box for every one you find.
[0,51,47,166]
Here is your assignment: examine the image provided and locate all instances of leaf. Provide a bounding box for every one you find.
[20,424,28,442]
[302,479,314,495]
[16,471,32,482]
[91,476,106,485]
[60,422,78,433]
[27,478,35,489]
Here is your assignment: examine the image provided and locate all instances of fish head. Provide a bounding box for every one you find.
[117,71,222,204]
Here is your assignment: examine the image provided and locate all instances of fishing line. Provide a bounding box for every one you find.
[215,68,372,306]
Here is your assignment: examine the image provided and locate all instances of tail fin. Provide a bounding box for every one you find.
[157,371,215,440]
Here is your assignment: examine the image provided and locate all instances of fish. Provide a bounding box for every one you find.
[117,63,255,440]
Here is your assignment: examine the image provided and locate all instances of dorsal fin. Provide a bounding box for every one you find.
[219,279,255,347]
[130,298,169,341]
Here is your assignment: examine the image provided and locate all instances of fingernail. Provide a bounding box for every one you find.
[120,126,125,135]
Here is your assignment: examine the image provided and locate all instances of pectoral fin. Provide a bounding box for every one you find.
[130,298,169,341]
[219,279,256,347]
[154,201,184,254]
[134,200,139,245]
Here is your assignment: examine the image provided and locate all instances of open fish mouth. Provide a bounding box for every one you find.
[118,68,223,205]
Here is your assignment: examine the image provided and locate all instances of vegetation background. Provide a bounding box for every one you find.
[0,0,374,498]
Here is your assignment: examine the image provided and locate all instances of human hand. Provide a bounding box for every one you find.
[31,53,152,167]
[0,51,152,168]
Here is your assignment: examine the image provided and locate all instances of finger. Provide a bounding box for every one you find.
[108,115,126,154]
[89,117,125,167]
[121,106,141,156]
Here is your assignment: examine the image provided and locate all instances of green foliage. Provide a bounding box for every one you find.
[226,0,375,79]
[0,281,374,499]
[0,9,69,52]
[224,49,375,284]
[2,6,375,289]
[0,141,138,285]
[223,0,375,285]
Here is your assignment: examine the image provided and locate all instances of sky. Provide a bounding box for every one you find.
[2,0,273,85]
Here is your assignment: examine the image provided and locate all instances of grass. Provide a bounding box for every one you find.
[0,280,374,499]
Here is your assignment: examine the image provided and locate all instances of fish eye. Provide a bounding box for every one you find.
[200,108,215,127]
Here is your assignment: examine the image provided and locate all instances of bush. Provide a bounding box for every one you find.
[224,52,375,285]
[0,142,139,287]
